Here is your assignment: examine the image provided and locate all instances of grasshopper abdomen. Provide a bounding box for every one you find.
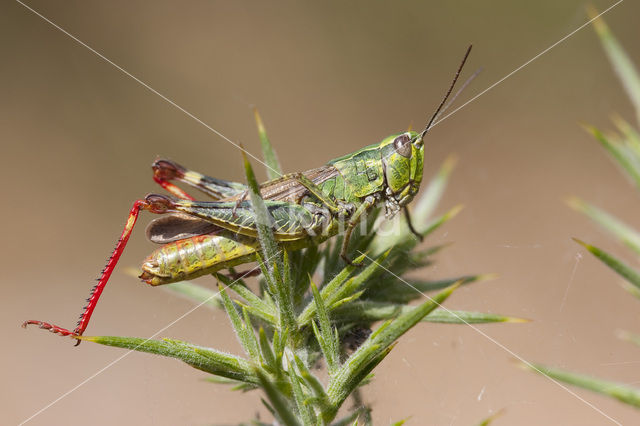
[140,232,259,286]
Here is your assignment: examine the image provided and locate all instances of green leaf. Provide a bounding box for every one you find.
[327,283,459,408]
[330,408,369,426]
[254,108,282,179]
[219,286,260,362]
[413,155,457,225]
[297,252,368,325]
[272,257,297,333]
[567,197,640,256]
[366,274,491,304]
[422,309,528,324]
[164,280,222,308]
[215,273,277,324]
[589,7,640,124]
[331,302,527,324]
[330,250,390,307]
[256,369,301,426]
[326,291,365,312]
[621,281,640,300]
[286,355,315,425]
[256,253,277,295]
[242,150,282,270]
[323,252,368,291]
[243,307,262,359]
[412,274,495,291]
[258,327,277,371]
[584,125,640,188]
[420,204,464,239]
[80,336,257,384]
[310,280,340,373]
[574,238,640,290]
[291,354,328,401]
[612,115,640,158]
[524,362,640,408]
[616,330,640,347]
[165,277,278,325]
[289,246,319,306]
[273,327,288,363]
[242,152,295,332]
[204,376,258,391]
[477,409,505,426]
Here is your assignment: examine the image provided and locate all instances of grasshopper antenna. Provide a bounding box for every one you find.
[420,44,473,140]
[432,66,482,124]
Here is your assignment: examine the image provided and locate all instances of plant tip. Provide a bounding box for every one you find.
[447,204,464,218]
[506,316,532,324]
[478,272,499,282]
[571,237,587,247]
[253,108,266,133]
[441,155,458,172]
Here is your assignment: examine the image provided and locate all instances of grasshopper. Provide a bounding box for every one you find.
[23,46,473,344]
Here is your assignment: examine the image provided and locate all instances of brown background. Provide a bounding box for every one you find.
[3,1,640,424]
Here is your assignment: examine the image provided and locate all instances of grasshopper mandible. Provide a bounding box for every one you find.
[23,46,473,344]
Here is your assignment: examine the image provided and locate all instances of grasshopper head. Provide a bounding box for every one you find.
[381,131,424,207]
[382,44,472,209]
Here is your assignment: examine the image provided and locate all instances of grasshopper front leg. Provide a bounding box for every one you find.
[404,208,424,242]
[340,195,377,266]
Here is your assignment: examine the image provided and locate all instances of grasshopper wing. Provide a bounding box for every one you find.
[146,165,339,243]
[166,199,327,241]
[257,165,339,203]
[146,212,221,244]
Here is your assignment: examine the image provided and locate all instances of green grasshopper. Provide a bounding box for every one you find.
[23,46,473,343]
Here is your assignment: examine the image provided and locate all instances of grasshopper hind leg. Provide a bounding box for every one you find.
[152,159,247,201]
[23,197,171,343]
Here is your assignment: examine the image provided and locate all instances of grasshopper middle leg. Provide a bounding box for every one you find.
[339,195,376,265]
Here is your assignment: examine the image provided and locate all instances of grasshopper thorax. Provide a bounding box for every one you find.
[380,131,424,217]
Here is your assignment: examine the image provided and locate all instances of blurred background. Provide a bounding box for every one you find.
[3,0,640,424]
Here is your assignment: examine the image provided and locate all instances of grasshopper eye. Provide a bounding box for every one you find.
[393,134,412,158]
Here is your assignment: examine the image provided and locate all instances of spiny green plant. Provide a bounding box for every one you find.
[526,10,640,408]
[79,114,521,424]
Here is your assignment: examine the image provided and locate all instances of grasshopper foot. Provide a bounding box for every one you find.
[23,320,81,344]
[410,229,424,242]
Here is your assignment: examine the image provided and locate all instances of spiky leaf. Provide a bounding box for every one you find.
[524,362,640,408]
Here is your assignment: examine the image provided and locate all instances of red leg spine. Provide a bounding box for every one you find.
[72,200,147,337]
